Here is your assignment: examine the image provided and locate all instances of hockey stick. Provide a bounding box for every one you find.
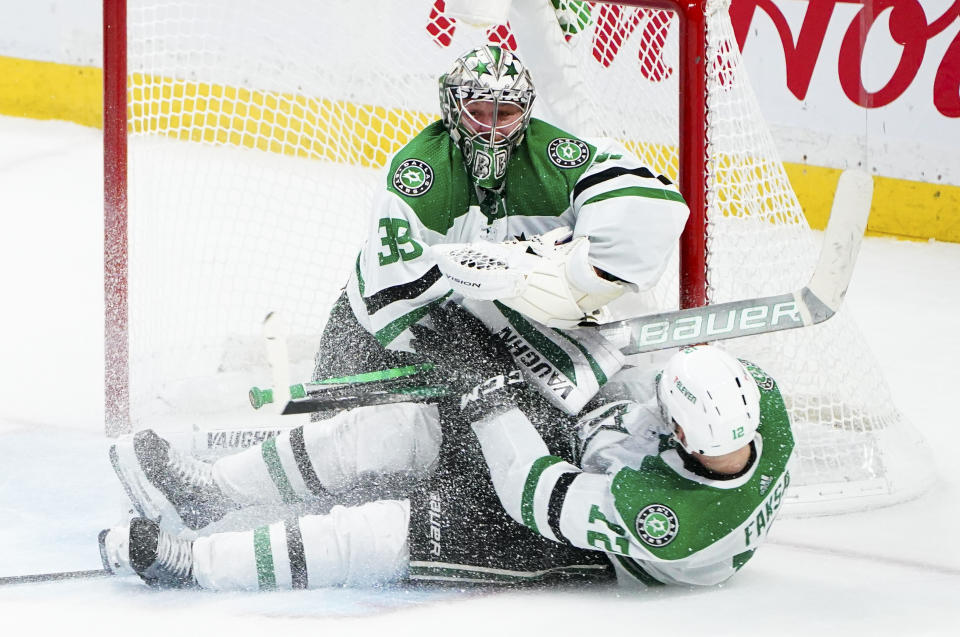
[262,311,293,415]
[249,363,449,414]
[597,169,874,354]
[253,171,871,414]
[276,384,448,414]
[0,568,111,586]
[256,312,449,414]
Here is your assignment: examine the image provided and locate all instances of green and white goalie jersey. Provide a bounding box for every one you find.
[346,118,689,350]
[472,361,795,587]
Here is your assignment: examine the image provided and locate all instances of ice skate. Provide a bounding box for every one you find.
[110,429,236,531]
[99,518,197,588]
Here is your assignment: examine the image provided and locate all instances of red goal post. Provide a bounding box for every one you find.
[102,0,710,432]
[104,0,129,434]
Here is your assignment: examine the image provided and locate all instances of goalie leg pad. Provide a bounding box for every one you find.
[463,298,625,415]
[192,499,410,590]
[303,402,442,494]
[212,402,441,505]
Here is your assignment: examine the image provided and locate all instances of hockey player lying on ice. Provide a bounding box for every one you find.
[101,303,795,590]
[100,41,786,591]
[291,42,692,585]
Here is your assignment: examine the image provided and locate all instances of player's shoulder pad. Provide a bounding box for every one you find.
[610,444,791,561]
[738,358,794,459]
[502,119,598,218]
[523,118,597,174]
[385,120,471,235]
[609,459,702,559]
[738,358,793,442]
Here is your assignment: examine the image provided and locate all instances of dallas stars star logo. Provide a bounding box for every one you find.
[557,142,580,160]
[547,138,590,168]
[401,169,423,188]
[392,159,434,197]
[635,503,679,547]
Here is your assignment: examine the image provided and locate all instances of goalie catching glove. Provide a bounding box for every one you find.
[431,227,627,329]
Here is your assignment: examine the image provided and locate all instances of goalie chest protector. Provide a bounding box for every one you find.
[385,118,597,236]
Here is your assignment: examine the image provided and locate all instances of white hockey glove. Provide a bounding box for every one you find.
[431,227,626,329]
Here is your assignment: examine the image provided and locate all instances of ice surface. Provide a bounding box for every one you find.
[1,116,958,635]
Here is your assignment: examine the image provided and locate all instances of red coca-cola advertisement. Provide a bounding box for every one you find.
[731,0,959,117]
[427,0,959,185]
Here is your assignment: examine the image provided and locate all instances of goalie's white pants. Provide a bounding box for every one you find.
[213,402,441,505]
[193,499,410,590]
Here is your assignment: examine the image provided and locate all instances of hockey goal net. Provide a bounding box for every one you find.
[103,0,933,515]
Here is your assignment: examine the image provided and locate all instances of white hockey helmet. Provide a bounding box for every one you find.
[657,346,761,456]
[439,45,535,190]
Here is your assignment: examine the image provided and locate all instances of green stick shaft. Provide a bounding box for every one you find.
[248,364,438,410]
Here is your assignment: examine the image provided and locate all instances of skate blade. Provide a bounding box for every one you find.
[97,527,136,577]
[109,437,189,534]
[97,528,112,571]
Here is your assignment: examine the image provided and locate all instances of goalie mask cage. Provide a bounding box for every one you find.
[103,0,933,515]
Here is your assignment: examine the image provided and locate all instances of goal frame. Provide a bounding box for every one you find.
[104,0,129,435]
[101,0,710,435]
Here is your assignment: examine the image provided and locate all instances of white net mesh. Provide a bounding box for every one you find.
[699,1,932,513]
[117,0,932,513]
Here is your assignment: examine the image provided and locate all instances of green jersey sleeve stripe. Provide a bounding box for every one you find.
[261,437,302,505]
[521,455,565,533]
[374,291,452,346]
[582,186,685,207]
[494,301,577,384]
[253,525,277,591]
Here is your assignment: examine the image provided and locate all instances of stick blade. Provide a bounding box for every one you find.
[262,312,291,414]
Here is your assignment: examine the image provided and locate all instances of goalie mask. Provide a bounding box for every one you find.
[657,346,761,457]
[439,45,535,190]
